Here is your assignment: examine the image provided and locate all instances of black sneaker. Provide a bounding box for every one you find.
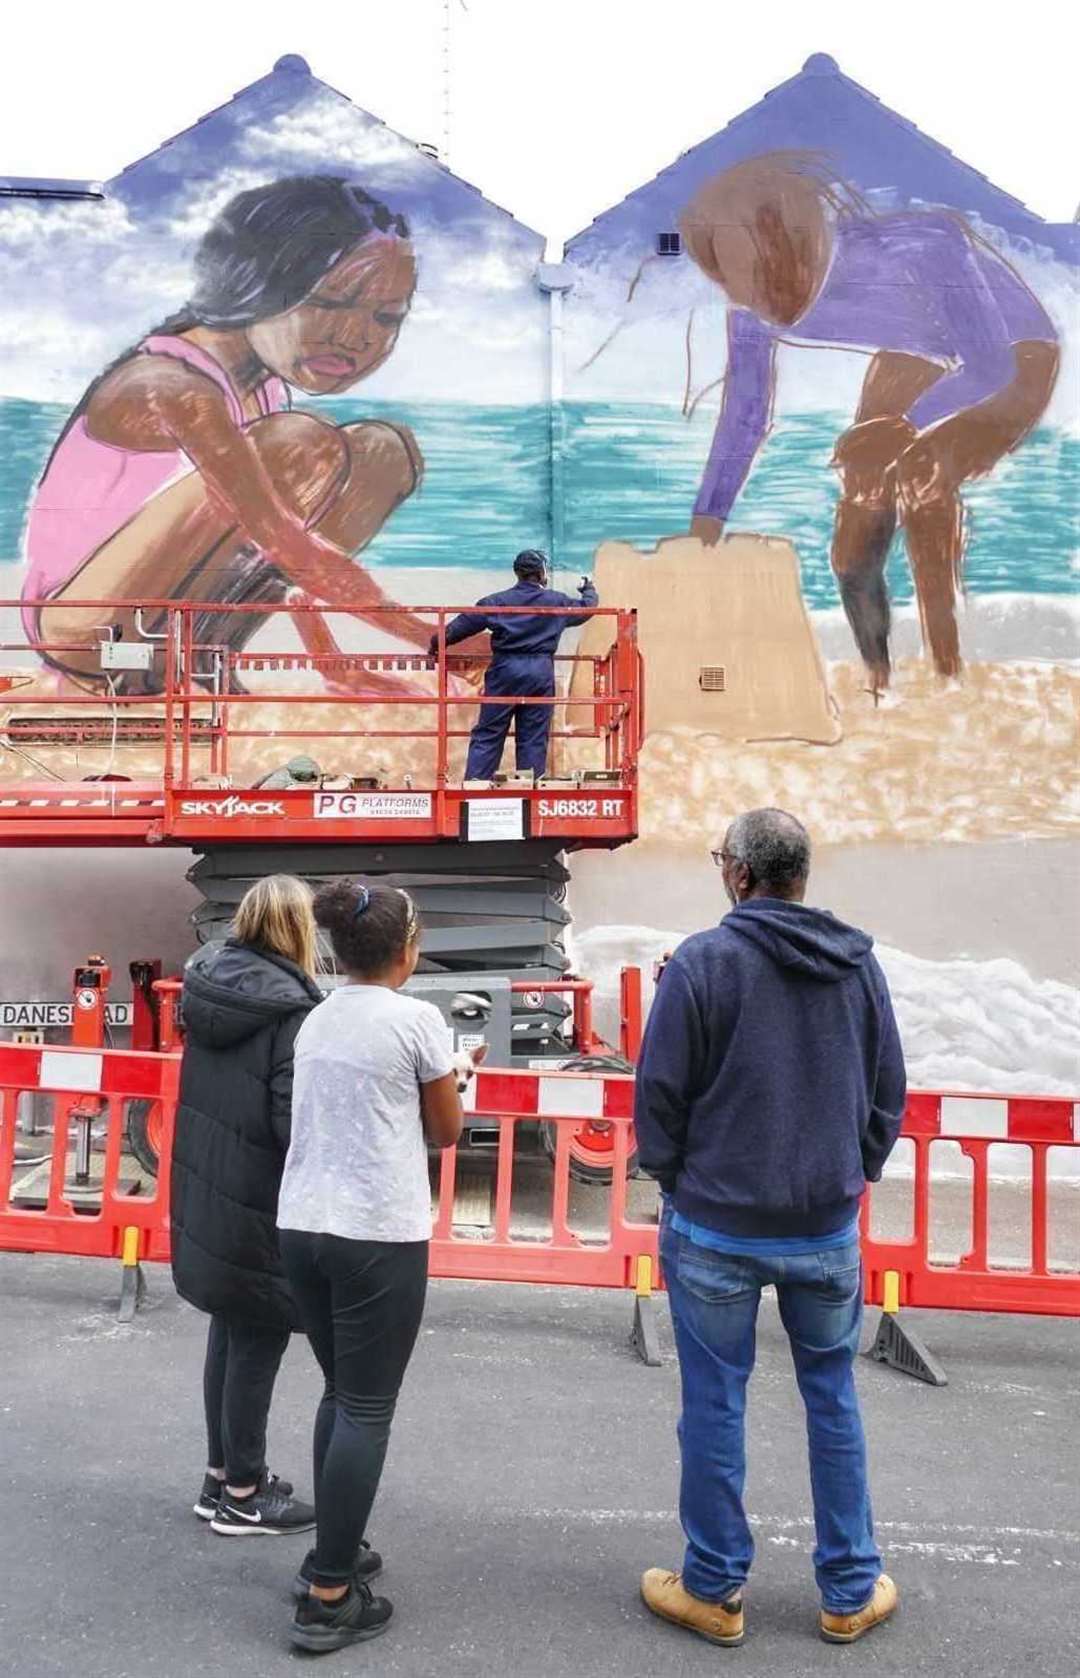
[193,1473,225,1521]
[210,1471,315,1536]
[291,1540,383,1602]
[289,1582,393,1653]
[195,1470,294,1521]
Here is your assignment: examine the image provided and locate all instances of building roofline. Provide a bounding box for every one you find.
[105,54,544,242]
[0,176,104,199]
[564,53,1058,249]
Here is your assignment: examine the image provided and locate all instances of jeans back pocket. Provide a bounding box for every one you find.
[676,1241,758,1307]
[816,1241,862,1302]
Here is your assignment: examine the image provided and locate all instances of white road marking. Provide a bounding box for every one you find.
[514,1508,1079,1567]
[766,1532,1021,1565]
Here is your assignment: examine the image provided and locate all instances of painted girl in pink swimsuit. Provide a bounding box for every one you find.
[21,176,435,693]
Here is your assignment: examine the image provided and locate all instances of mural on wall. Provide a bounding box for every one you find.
[678,152,1060,693]
[0,54,549,725]
[0,51,1076,1099]
[22,177,437,694]
[563,53,1078,843]
[560,55,1079,1101]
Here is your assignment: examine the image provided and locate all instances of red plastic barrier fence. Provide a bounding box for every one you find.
[0,1042,178,1279]
[861,1091,1079,1317]
[1,1043,1077,1352]
[0,1045,658,1338]
[430,1063,648,1288]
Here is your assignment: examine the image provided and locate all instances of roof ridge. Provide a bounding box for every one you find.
[104,56,542,237]
[814,56,1041,219]
[564,53,1054,249]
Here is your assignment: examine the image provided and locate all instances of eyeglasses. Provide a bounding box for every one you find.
[710,847,731,868]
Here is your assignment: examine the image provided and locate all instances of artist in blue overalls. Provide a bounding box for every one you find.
[432,550,598,781]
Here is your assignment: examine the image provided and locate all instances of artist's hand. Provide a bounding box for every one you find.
[422,651,479,693]
[690,515,724,546]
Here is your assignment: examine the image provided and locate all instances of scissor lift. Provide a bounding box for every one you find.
[1,596,642,1166]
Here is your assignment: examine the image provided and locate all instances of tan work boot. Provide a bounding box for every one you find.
[640,1569,745,1647]
[819,1573,898,1643]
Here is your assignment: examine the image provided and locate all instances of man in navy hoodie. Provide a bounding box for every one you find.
[636,807,906,1650]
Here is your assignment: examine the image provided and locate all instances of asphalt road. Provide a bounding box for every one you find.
[1,1253,1077,1678]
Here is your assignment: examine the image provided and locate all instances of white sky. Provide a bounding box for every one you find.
[2,0,1076,253]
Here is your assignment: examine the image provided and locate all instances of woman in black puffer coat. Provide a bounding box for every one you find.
[171,874,323,1536]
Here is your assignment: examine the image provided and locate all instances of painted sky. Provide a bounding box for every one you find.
[563,57,1079,419]
[2,53,1075,421]
[0,73,547,406]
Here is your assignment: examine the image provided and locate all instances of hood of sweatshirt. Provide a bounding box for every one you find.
[722,899,874,982]
[180,939,323,1050]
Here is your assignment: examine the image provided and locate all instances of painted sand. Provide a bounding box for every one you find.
[1,654,1076,848]
[583,656,1079,846]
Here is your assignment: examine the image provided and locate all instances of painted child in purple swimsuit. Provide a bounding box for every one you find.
[21,176,433,693]
[680,152,1059,692]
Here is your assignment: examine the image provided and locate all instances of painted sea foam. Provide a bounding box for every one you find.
[0,398,1076,605]
[570,922,1080,1181]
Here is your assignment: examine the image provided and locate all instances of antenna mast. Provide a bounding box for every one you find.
[441,0,466,164]
[442,0,452,162]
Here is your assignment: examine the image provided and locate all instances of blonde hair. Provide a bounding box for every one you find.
[233,875,317,977]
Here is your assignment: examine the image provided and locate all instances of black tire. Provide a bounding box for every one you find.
[538,1052,639,1186]
[126,1098,162,1178]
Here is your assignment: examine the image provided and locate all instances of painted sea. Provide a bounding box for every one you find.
[0,396,1076,606]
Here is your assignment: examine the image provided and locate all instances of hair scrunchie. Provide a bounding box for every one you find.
[353,885,371,919]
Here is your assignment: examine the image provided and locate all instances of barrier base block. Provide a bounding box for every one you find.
[118,1260,147,1324]
[865,1310,948,1387]
[630,1292,662,1367]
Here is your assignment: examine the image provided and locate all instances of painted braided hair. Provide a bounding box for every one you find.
[179,175,411,330]
[47,179,412,456]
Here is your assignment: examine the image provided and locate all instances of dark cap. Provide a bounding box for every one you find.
[513,549,548,579]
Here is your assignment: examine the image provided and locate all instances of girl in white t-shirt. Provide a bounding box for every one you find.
[278,880,483,1655]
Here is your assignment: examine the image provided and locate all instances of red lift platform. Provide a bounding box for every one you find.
[0,597,641,850]
[1,595,642,1089]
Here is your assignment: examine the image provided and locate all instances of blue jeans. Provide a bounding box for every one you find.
[660,1219,882,1613]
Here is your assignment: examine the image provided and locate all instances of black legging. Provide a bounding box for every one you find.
[203,1314,291,1485]
[279,1232,429,1585]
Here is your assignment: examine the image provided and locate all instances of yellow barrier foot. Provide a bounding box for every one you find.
[629,1255,662,1368]
[117,1227,147,1324]
[864,1276,947,1388]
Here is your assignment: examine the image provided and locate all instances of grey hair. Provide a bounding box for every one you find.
[724,807,811,895]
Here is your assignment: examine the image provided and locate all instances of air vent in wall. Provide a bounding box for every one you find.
[698,666,726,692]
